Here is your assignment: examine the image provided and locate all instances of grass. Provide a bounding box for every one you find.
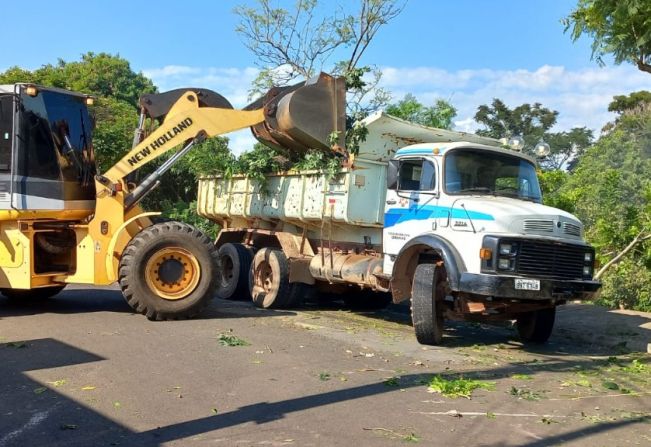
[427,375,495,399]
[384,376,400,387]
[319,372,331,381]
[218,333,250,347]
[510,386,543,401]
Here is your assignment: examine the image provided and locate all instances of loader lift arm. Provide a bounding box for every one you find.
[86,72,345,289]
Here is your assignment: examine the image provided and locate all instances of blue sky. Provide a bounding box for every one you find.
[2,0,649,153]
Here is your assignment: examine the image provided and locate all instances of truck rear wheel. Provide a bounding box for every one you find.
[516,307,556,344]
[1,285,66,301]
[411,263,444,345]
[216,243,253,300]
[249,248,292,309]
[118,221,219,320]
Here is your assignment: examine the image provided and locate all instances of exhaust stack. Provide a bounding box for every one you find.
[245,72,346,155]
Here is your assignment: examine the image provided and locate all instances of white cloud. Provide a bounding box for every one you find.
[379,64,650,136]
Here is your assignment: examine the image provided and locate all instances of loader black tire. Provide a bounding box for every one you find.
[1,285,66,301]
[216,243,253,300]
[249,248,292,309]
[411,263,444,345]
[516,307,556,344]
[118,221,219,320]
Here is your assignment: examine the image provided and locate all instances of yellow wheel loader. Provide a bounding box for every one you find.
[0,73,344,319]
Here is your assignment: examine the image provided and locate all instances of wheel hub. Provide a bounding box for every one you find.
[145,247,201,300]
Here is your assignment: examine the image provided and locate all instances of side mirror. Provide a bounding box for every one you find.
[387,159,399,190]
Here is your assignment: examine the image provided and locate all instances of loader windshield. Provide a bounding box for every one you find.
[444,148,542,203]
[18,88,93,180]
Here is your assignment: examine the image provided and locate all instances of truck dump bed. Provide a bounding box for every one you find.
[197,157,386,229]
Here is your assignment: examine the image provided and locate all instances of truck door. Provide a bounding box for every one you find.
[383,157,438,273]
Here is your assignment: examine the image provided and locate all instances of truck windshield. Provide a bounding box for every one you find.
[444,149,542,203]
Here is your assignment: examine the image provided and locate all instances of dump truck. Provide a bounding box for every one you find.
[0,74,343,319]
[197,109,602,345]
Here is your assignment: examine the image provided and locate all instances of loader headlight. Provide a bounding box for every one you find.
[25,85,38,97]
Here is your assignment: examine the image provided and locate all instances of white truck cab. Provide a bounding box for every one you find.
[385,142,599,343]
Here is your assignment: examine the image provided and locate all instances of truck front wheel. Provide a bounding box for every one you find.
[516,307,556,344]
[411,263,445,345]
[118,221,219,320]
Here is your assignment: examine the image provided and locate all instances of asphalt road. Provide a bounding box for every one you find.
[1,286,650,447]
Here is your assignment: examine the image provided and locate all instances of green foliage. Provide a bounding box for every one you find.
[159,200,217,239]
[293,150,341,179]
[609,91,651,114]
[427,375,495,399]
[599,259,651,311]
[557,105,651,310]
[564,0,651,73]
[0,52,155,107]
[386,94,458,129]
[92,97,140,172]
[217,332,250,346]
[537,170,575,212]
[233,143,284,186]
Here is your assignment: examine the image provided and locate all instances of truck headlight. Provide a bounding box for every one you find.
[583,266,592,277]
[584,252,592,262]
[499,243,512,255]
[498,258,513,270]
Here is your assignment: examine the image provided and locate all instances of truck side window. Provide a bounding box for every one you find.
[398,159,436,191]
[0,95,12,171]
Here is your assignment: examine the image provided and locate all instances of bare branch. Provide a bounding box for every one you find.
[595,230,651,279]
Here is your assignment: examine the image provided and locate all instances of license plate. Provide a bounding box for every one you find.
[515,279,540,291]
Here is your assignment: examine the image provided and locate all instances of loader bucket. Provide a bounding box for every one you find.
[245,72,346,155]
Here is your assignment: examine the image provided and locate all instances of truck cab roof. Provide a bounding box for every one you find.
[395,141,537,164]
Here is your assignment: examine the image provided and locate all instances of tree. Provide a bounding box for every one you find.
[474,99,593,169]
[608,90,651,114]
[234,0,405,116]
[541,127,593,170]
[475,99,558,143]
[559,104,651,310]
[564,0,651,74]
[386,94,457,129]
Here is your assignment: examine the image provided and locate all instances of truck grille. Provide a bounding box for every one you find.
[562,222,582,237]
[516,240,586,280]
[523,219,554,233]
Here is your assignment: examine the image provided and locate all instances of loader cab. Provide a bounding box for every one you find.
[0,84,96,211]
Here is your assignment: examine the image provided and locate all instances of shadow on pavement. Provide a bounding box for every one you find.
[0,289,295,320]
[1,337,647,447]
